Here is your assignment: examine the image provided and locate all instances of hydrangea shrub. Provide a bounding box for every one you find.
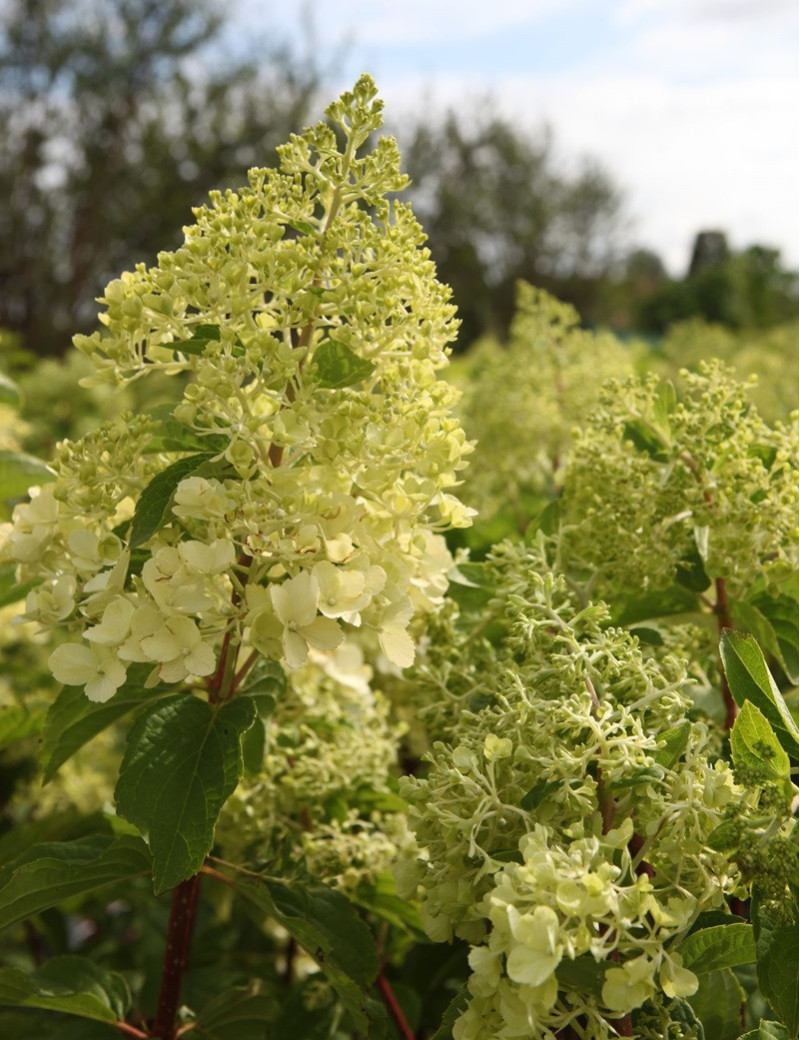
[0,76,796,1040]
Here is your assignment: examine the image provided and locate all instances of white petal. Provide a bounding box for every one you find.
[84,658,127,703]
[141,628,181,662]
[184,641,217,677]
[49,643,96,685]
[379,626,415,668]
[283,629,308,669]
[84,597,135,644]
[301,617,343,652]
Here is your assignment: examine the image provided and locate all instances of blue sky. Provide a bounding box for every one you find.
[233,0,798,274]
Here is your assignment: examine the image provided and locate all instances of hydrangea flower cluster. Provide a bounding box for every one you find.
[399,540,749,1038]
[217,645,411,890]
[456,282,633,528]
[0,75,473,702]
[559,361,798,601]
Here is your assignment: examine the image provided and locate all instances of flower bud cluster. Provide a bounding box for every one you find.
[399,540,746,1037]
[560,361,798,600]
[457,282,633,520]
[0,75,473,701]
[216,645,410,889]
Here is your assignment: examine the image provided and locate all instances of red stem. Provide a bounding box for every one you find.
[611,1014,634,1036]
[627,829,656,879]
[377,973,415,1040]
[151,874,202,1040]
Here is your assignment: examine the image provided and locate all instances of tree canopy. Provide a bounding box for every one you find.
[400,108,625,346]
[0,0,324,355]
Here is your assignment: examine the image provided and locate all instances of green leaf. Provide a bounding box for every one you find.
[0,371,21,408]
[143,405,228,455]
[270,977,338,1040]
[175,323,221,354]
[676,543,712,592]
[622,418,670,460]
[0,809,109,865]
[352,872,425,935]
[0,1010,95,1038]
[193,988,278,1040]
[0,562,38,608]
[707,818,742,851]
[755,905,799,1037]
[241,658,286,700]
[676,923,756,973]
[721,631,798,757]
[530,499,562,537]
[628,625,664,646]
[0,956,130,1024]
[234,876,378,1032]
[730,701,791,781]
[0,704,45,748]
[751,591,800,685]
[114,694,256,893]
[732,601,797,688]
[129,453,215,548]
[241,718,266,776]
[352,785,407,815]
[688,910,747,933]
[606,766,664,792]
[738,1023,792,1040]
[653,380,677,431]
[667,997,705,1039]
[430,986,469,1040]
[0,834,150,931]
[655,721,692,769]
[41,666,165,782]
[521,779,562,811]
[556,956,610,1000]
[614,586,701,626]
[0,450,55,501]
[233,667,280,768]
[289,218,318,236]
[313,340,376,389]
[687,968,745,1040]
[173,324,245,358]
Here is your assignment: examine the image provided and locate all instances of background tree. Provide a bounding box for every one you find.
[399,107,625,347]
[0,0,326,356]
[636,232,798,332]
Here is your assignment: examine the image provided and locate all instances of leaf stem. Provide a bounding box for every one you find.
[114,1023,151,1039]
[152,873,202,1040]
[231,648,260,695]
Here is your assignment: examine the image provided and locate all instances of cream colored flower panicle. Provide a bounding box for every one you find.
[400,539,748,1039]
[0,75,472,701]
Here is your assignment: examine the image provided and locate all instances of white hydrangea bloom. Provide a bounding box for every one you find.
[49,641,127,703]
[1,75,473,709]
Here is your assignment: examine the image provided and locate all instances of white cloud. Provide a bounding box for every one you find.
[615,0,798,79]
[236,0,577,46]
[619,0,796,25]
[380,70,798,273]
[229,0,798,274]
